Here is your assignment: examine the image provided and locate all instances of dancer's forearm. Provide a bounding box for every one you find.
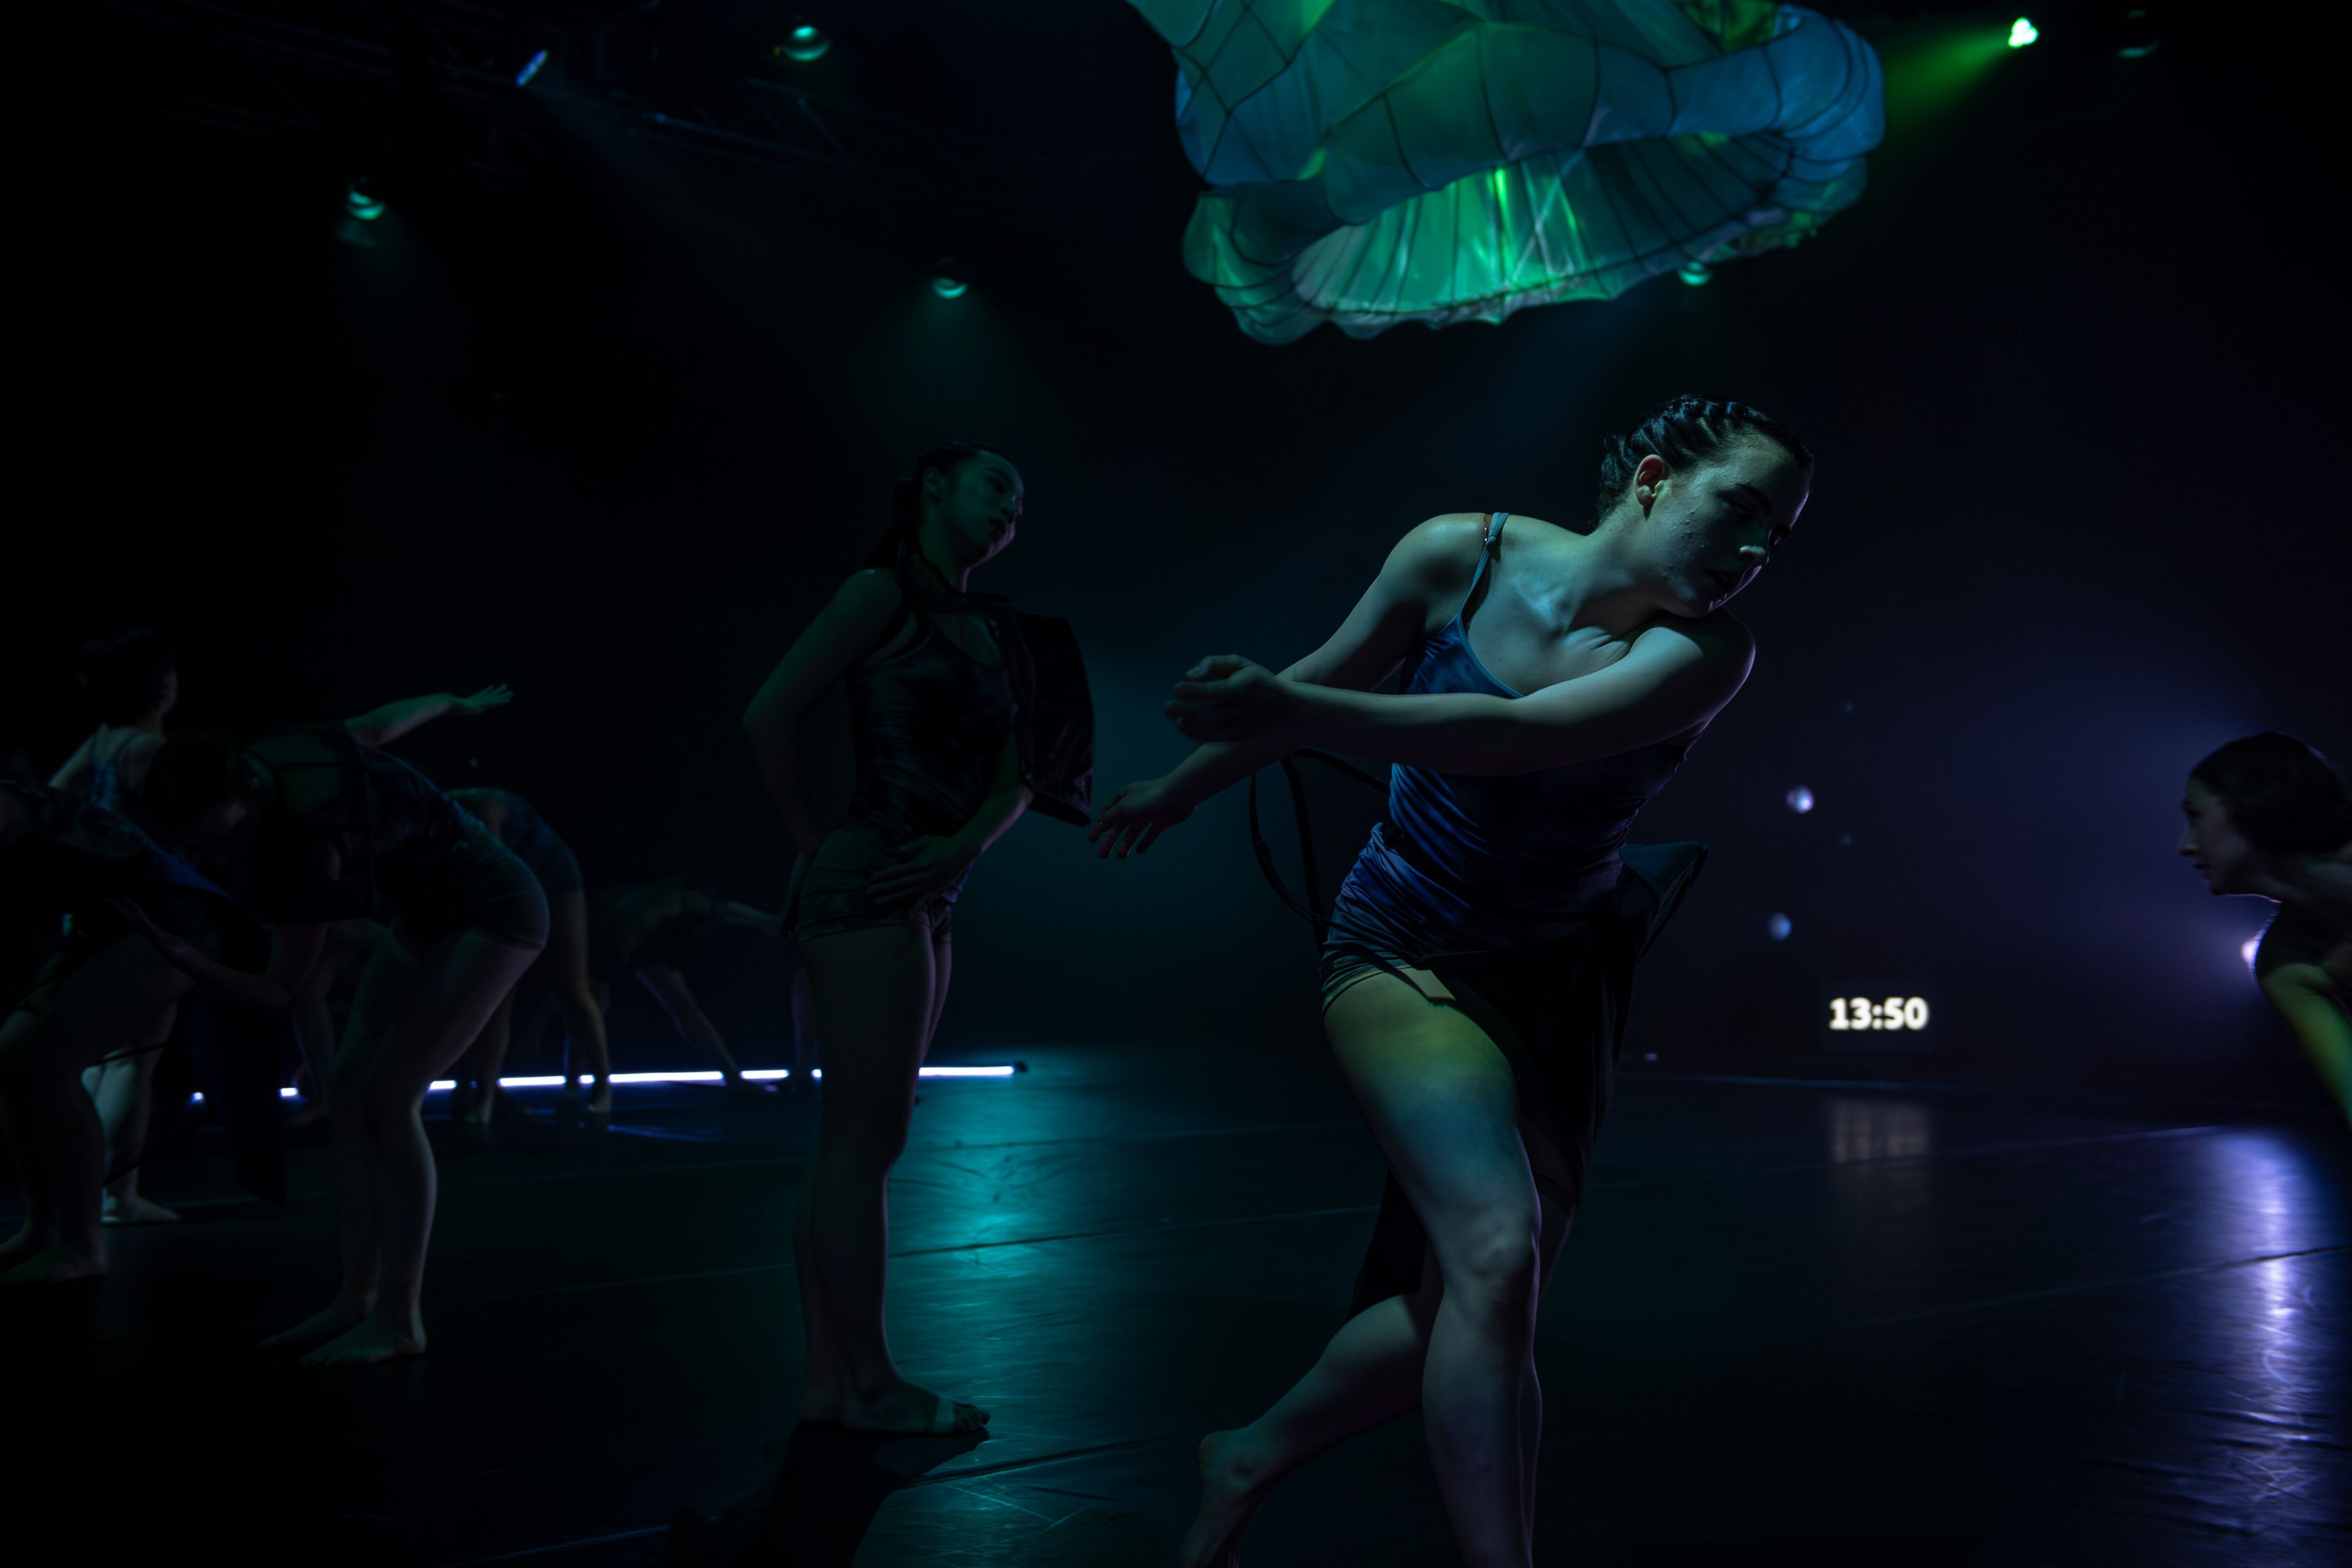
[956,783,1033,857]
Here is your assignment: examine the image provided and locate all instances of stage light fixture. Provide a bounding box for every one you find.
[777,24,831,62]
[516,49,548,87]
[1786,786,1815,814]
[258,1064,1019,1100]
[1678,261,1713,287]
[344,178,385,221]
[930,258,968,298]
[2008,17,2039,47]
[1767,913,1794,942]
[2242,937,2260,971]
[2114,7,2160,58]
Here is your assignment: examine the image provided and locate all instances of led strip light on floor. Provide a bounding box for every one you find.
[255,1065,1019,1099]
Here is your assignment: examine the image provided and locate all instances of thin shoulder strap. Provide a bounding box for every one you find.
[1458,511,1509,620]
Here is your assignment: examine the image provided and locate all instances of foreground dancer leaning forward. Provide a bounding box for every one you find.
[1093,398,1815,1567]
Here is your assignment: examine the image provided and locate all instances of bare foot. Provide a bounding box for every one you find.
[584,1082,612,1118]
[0,1240,107,1286]
[102,1193,180,1226]
[811,1380,988,1434]
[1177,1430,1271,1568]
[299,1310,425,1368]
[259,1290,374,1354]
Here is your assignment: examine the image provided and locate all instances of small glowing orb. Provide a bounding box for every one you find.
[777,24,831,62]
[344,181,384,221]
[931,275,968,299]
[1767,913,1793,942]
[2242,937,2261,971]
[515,49,548,88]
[2008,17,2039,47]
[1786,786,1815,814]
[1678,261,1713,287]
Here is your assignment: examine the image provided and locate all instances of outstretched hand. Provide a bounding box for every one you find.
[867,835,979,908]
[107,898,196,970]
[1089,776,1197,859]
[1163,656,1300,745]
[456,684,514,716]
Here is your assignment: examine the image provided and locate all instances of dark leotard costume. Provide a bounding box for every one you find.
[793,565,1095,941]
[234,727,548,951]
[1317,514,1713,1313]
[447,788,584,899]
[589,883,723,977]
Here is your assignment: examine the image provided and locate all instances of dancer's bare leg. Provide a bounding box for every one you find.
[277,927,541,1366]
[793,918,984,1433]
[459,992,518,1127]
[1184,968,1548,1568]
[542,892,609,1115]
[92,1029,178,1224]
[0,938,190,1283]
[636,962,742,1086]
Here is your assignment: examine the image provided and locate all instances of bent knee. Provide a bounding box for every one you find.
[1437,1218,1542,1322]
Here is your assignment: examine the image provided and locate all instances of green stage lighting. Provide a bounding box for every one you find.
[931,275,969,300]
[777,24,831,62]
[344,179,384,221]
[1678,261,1713,287]
[2008,17,2039,47]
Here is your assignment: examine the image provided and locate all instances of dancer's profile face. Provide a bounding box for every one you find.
[925,453,1025,567]
[1633,440,1810,618]
[175,797,248,847]
[2179,779,2263,895]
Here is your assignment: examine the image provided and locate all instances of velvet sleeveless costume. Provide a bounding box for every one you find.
[1321,516,1713,1313]
[236,727,547,951]
[792,565,1095,941]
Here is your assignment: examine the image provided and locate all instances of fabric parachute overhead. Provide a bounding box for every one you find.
[1126,0,1885,342]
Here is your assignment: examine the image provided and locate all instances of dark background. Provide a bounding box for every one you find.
[4,2,2341,1099]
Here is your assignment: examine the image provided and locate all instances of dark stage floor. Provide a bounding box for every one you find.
[7,1043,2346,1566]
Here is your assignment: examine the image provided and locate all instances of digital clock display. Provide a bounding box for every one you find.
[1820,981,1936,1051]
[1829,995,1929,1032]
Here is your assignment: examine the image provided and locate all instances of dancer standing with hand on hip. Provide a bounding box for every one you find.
[1094,399,1815,1567]
[745,441,1092,1435]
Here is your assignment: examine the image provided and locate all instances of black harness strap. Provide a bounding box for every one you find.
[1246,749,1387,950]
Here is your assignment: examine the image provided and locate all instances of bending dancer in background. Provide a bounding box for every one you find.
[0,782,265,1283]
[447,787,611,1121]
[49,630,183,1225]
[580,876,783,1095]
[137,717,546,1365]
[744,440,1093,1436]
[2180,733,2352,1123]
[1092,399,1814,1567]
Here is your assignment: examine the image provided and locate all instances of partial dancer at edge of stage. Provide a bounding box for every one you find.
[133,711,546,1365]
[1091,398,1814,1568]
[744,440,1093,1435]
[2180,733,2352,1123]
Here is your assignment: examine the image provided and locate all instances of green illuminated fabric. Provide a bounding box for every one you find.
[1127,0,1884,341]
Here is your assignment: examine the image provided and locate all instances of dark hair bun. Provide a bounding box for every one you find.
[864,440,1009,570]
[143,738,241,827]
[2191,732,2352,854]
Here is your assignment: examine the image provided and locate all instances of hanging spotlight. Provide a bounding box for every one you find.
[344,178,385,221]
[930,258,968,298]
[515,48,548,87]
[1677,260,1712,287]
[1766,913,1795,942]
[775,23,831,62]
[2007,17,2039,47]
[1786,786,1816,814]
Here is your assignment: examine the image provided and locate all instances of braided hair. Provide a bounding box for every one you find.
[2190,734,2352,855]
[865,440,1006,570]
[1593,396,1814,524]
